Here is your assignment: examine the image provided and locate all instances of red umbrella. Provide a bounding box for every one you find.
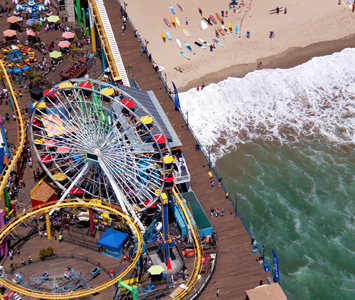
[62,32,75,39]
[58,40,71,48]
[40,154,52,164]
[3,29,16,37]
[26,29,39,36]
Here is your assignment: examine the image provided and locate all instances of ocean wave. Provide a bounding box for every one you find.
[179,48,355,162]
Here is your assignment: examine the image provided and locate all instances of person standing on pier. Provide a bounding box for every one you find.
[210,207,214,217]
[216,288,220,297]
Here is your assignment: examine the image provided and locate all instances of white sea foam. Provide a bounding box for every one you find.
[179,48,355,162]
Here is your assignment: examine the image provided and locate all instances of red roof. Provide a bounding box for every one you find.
[121,99,135,108]
[154,134,166,144]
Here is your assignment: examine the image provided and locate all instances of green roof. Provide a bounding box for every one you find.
[182,191,212,230]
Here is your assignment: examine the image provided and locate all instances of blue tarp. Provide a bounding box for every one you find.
[96,228,128,252]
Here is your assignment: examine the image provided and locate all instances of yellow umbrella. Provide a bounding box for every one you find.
[47,15,60,23]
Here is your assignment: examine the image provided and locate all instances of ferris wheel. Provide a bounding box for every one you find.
[30,79,173,228]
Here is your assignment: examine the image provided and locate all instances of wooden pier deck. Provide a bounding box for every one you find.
[104,0,271,299]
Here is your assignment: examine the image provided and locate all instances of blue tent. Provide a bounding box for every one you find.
[97,228,128,257]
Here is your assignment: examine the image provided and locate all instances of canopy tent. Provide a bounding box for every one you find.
[97,228,128,257]
[245,283,287,300]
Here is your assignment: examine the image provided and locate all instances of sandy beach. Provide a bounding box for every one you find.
[123,0,355,91]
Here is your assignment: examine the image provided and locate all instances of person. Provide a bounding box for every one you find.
[5,112,9,121]
[201,82,205,90]
[210,207,214,217]
[257,62,262,68]
[284,7,287,14]
[13,112,16,121]
[21,258,25,265]
[122,25,125,35]
[9,250,13,260]
[39,230,43,238]
[210,44,213,52]
[216,288,220,297]
[44,231,47,238]
[251,236,255,245]
[259,280,263,285]
[276,7,279,14]
[196,85,199,91]
[59,234,63,242]
[225,192,230,199]
[218,178,222,186]
[246,31,250,38]
[241,0,244,5]
[221,208,225,216]
[28,256,32,263]
[225,11,228,17]
[211,178,214,188]
[185,17,188,25]
[215,209,219,217]
[16,247,20,255]
[221,10,224,17]
[54,231,57,240]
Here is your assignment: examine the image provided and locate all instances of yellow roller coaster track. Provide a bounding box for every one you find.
[0,60,26,200]
[88,0,123,83]
[0,199,143,299]
[172,188,203,300]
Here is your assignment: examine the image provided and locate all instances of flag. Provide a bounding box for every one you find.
[272,248,280,282]
[172,81,180,109]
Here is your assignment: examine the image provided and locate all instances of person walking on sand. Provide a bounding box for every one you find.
[284,7,287,14]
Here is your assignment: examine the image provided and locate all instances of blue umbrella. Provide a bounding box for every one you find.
[26,19,39,26]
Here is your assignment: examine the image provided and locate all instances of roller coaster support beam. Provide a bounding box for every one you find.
[161,192,172,269]
[81,8,87,36]
[89,206,95,237]
[3,188,9,212]
[45,211,52,239]
[117,280,138,300]
[75,0,82,26]
[88,8,96,53]
[10,201,15,218]
[0,209,8,257]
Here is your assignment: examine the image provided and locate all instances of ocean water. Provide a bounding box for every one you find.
[179,48,355,300]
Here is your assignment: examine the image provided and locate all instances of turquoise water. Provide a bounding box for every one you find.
[215,140,355,300]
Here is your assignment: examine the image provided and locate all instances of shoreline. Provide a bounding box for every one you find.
[177,33,355,92]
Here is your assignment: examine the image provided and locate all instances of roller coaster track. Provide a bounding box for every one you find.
[172,188,203,300]
[0,60,26,200]
[88,0,130,86]
[0,199,143,299]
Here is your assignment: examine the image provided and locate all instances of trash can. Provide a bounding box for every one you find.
[263,263,270,272]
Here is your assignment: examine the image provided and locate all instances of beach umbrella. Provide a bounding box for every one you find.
[26,29,38,36]
[58,41,71,48]
[47,15,60,23]
[26,19,38,26]
[147,265,165,275]
[3,29,16,37]
[50,51,62,58]
[62,31,75,39]
[7,16,20,24]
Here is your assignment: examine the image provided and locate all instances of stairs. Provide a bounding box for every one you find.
[88,0,130,86]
